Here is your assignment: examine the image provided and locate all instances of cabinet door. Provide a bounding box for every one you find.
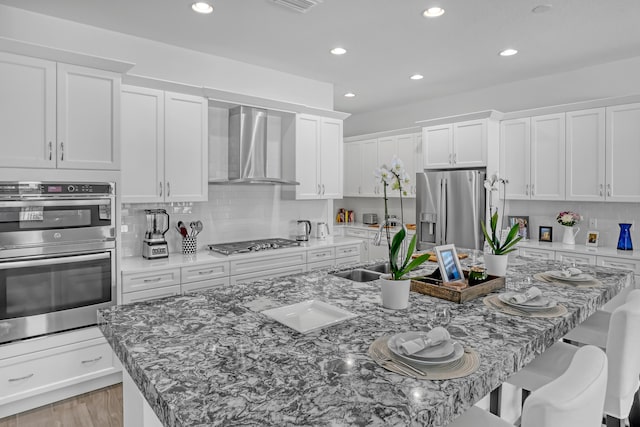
[295,114,321,199]
[500,118,530,199]
[0,53,56,168]
[120,86,164,203]
[344,142,362,196]
[453,120,486,168]
[606,103,640,202]
[530,114,565,200]
[360,139,379,196]
[566,108,606,201]
[423,124,452,168]
[397,134,418,197]
[319,118,343,198]
[377,136,397,166]
[164,92,208,202]
[56,63,120,170]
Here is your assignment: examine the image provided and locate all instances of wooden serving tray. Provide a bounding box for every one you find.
[411,251,469,262]
[410,270,505,304]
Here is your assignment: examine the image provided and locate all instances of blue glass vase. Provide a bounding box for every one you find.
[617,223,633,251]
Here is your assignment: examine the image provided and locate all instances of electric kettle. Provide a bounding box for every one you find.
[315,222,329,240]
[296,220,312,241]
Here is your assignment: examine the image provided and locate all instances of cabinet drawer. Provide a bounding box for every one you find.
[122,268,180,293]
[519,247,555,260]
[555,251,596,266]
[182,277,229,293]
[230,251,306,275]
[307,247,335,263]
[0,338,113,403]
[181,262,229,284]
[345,228,370,238]
[122,285,181,304]
[336,244,361,258]
[335,256,361,267]
[230,265,307,285]
[597,256,640,274]
[307,259,336,271]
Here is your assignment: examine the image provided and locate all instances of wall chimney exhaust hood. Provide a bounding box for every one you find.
[209,106,299,185]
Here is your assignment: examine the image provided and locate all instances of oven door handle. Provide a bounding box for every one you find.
[0,199,111,208]
[0,252,110,270]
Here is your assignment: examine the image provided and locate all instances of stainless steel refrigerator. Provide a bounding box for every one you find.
[416,169,486,251]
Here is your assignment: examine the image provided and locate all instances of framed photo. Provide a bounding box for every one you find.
[539,226,553,242]
[508,216,529,239]
[434,244,464,283]
[586,230,599,247]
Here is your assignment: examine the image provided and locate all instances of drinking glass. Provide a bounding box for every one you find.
[427,305,451,329]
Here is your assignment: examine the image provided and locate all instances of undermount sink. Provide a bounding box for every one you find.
[364,262,391,274]
[332,269,382,282]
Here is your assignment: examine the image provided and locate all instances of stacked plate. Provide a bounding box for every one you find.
[387,331,464,366]
[498,292,558,311]
[544,270,594,282]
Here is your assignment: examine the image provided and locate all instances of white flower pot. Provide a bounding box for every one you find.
[561,225,580,245]
[380,274,410,310]
[484,253,508,277]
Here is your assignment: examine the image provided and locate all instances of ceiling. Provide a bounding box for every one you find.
[2,0,640,115]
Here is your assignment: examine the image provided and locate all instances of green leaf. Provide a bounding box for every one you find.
[402,233,418,270]
[481,220,497,253]
[396,253,431,279]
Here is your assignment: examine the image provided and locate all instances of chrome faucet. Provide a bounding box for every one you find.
[372,219,409,262]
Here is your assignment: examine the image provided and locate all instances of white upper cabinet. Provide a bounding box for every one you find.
[343,142,361,197]
[0,53,120,170]
[500,114,565,200]
[566,108,606,201]
[287,114,343,200]
[423,119,486,169]
[360,139,379,197]
[606,103,640,202]
[121,87,207,203]
[396,133,421,196]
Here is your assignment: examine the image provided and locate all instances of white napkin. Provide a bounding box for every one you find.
[560,267,582,278]
[399,327,451,356]
[507,286,542,304]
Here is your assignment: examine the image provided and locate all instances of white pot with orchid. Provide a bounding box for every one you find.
[374,157,431,309]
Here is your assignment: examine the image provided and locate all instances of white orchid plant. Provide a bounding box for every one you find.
[375,157,430,280]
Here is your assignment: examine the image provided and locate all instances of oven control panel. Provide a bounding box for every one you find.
[0,182,113,196]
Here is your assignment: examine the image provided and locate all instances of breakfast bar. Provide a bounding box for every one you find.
[98,259,632,426]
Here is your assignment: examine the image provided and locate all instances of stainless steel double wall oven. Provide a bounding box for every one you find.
[0,182,116,344]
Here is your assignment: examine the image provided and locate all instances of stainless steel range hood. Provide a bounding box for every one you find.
[209,106,299,185]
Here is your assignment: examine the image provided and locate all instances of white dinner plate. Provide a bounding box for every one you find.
[387,333,464,366]
[386,331,455,360]
[261,300,358,334]
[545,270,594,282]
[498,292,557,311]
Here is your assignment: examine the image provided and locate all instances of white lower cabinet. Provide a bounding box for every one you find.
[518,247,555,260]
[121,285,181,304]
[182,277,229,293]
[308,259,336,271]
[596,256,640,274]
[230,265,307,285]
[555,251,596,266]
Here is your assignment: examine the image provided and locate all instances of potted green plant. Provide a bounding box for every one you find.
[375,157,431,309]
[481,211,523,276]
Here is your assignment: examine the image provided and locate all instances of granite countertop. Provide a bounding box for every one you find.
[99,257,630,426]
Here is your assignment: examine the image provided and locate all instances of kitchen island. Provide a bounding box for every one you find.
[98,258,631,426]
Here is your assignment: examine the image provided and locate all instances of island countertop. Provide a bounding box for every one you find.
[98,258,631,426]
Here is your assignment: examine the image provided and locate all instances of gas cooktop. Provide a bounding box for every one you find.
[207,238,300,255]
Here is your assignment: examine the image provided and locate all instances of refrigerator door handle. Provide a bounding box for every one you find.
[441,178,448,244]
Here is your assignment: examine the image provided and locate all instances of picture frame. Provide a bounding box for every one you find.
[586,230,600,247]
[508,216,529,239]
[434,244,464,283]
[539,226,553,242]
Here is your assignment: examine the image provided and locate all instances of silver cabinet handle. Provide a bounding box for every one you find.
[81,356,103,364]
[317,184,321,195]
[607,183,611,197]
[531,184,535,196]
[60,142,64,161]
[159,182,163,197]
[197,270,215,275]
[525,184,529,196]
[599,184,603,196]
[167,182,171,197]
[453,153,457,164]
[48,141,53,160]
[358,186,361,194]
[143,277,162,283]
[448,153,453,164]
[322,184,325,195]
[8,373,33,382]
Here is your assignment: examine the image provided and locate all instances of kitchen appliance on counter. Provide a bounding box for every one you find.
[208,238,300,255]
[416,169,486,251]
[143,209,169,259]
[296,220,312,241]
[0,181,116,344]
[363,213,378,225]
[314,222,329,240]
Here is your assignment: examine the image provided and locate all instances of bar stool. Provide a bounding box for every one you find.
[448,345,607,427]
[506,289,640,427]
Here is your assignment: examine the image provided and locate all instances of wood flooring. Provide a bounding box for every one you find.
[0,383,122,427]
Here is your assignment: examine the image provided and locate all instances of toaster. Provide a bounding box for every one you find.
[362,213,378,225]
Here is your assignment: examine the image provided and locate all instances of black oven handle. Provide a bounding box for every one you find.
[0,199,111,208]
[0,252,110,270]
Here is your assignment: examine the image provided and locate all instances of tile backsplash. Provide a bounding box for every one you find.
[121,185,329,257]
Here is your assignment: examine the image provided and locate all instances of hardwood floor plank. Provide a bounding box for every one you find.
[0,416,18,427]
[16,404,55,427]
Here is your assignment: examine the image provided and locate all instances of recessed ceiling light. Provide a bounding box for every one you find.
[410,74,424,80]
[532,4,553,13]
[192,2,213,14]
[422,7,445,18]
[499,48,518,57]
[344,92,356,98]
[331,47,347,55]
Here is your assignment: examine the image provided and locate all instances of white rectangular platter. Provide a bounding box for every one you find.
[261,300,358,334]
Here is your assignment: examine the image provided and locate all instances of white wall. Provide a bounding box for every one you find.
[0,4,333,109]
[121,186,329,257]
[345,55,640,137]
